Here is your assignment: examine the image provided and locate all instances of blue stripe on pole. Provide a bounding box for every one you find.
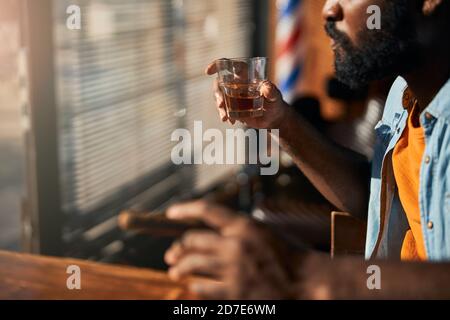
[280,0,301,19]
[280,65,302,94]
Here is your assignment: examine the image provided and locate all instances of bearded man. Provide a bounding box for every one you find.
[164,0,450,299]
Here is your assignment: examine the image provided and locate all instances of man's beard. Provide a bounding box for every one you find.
[325,1,420,89]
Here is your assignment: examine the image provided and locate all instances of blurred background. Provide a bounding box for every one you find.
[0,0,391,269]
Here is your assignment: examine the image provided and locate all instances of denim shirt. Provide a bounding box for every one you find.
[366,76,450,261]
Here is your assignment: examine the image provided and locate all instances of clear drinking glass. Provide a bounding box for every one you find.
[215,57,267,119]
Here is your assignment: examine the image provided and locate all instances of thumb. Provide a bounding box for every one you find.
[260,80,282,103]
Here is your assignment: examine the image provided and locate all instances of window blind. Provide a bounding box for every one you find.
[183,0,253,191]
[53,0,253,259]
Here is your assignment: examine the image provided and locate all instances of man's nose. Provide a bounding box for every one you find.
[322,0,343,22]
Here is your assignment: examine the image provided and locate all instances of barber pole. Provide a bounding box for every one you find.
[275,0,303,103]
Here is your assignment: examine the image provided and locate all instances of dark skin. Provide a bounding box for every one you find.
[404,0,450,109]
[165,0,450,299]
[323,0,386,49]
[324,0,450,109]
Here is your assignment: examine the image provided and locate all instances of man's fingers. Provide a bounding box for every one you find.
[167,200,237,229]
[205,61,219,75]
[260,80,281,103]
[214,89,228,122]
[214,91,224,105]
[218,107,228,122]
[165,231,222,266]
[168,253,223,280]
[181,231,223,252]
[212,80,229,122]
[215,92,227,121]
[165,241,183,265]
[189,280,228,300]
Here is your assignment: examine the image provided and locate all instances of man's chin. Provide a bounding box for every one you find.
[334,72,370,91]
[332,55,371,90]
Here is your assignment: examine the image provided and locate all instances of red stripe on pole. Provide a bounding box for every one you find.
[276,24,302,59]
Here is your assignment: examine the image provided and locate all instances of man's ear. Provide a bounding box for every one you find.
[422,0,443,16]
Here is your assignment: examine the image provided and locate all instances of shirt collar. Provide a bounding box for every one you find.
[422,77,450,120]
[400,77,450,120]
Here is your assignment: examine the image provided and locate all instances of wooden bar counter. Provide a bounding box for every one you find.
[0,250,195,300]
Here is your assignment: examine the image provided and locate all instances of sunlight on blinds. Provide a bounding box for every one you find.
[184,0,253,191]
[55,0,179,215]
[53,0,253,219]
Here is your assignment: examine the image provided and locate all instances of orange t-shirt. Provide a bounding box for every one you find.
[392,100,427,261]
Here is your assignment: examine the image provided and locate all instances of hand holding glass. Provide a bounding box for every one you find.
[215,57,267,119]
